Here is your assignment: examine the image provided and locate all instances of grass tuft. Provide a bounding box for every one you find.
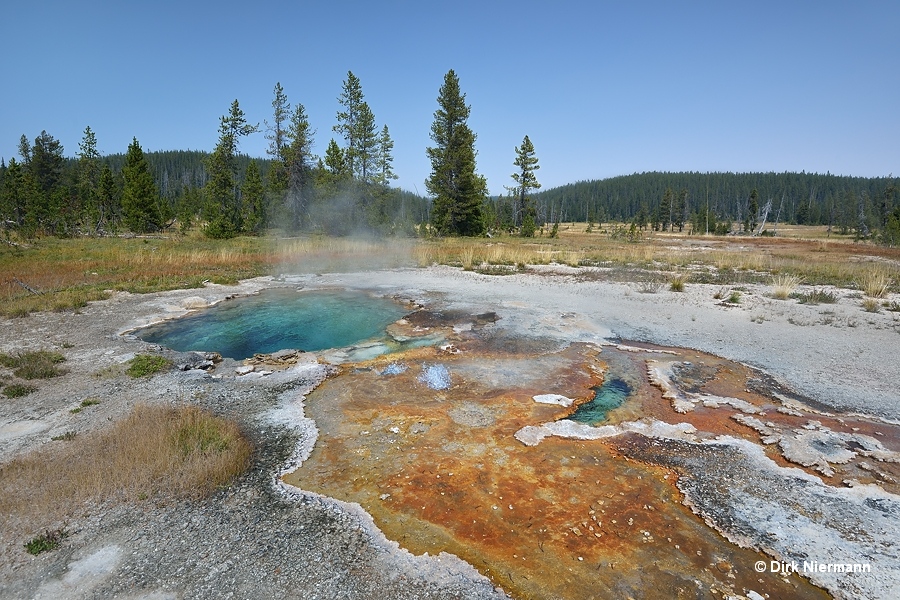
[859,270,891,299]
[862,297,881,313]
[669,272,690,292]
[3,383,38,398]
[793,288,838,305]
[126,354,172,378]
[772,274,803,299]
[638,279,664,294]
[0,350,67,380]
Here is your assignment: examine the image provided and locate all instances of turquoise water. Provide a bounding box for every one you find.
[137,289,408,359]
[566,377,632,425]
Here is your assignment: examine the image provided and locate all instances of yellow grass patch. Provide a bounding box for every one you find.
[0,405,251,539]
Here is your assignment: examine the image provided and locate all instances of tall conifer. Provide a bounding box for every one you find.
[122,138,160,233]
[426,70,486,236]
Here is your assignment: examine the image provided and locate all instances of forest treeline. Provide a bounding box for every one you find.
[526,171,896,234]
[2,69,898,245]
[0,74,428,239]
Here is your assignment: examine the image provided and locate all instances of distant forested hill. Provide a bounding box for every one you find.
[526,171,895,230]
[99,150,270,202]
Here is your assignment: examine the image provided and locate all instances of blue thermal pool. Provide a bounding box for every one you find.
[566,376,632,424]
[136,289,409,359]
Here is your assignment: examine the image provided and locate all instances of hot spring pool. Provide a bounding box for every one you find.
[136,289,409,360]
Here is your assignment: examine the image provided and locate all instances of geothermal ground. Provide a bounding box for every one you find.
[1,265,899,600]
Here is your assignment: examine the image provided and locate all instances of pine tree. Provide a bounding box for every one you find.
[283,103,315,230]
[122,137,161,233]
[426,69,486,236]
[374,125,398,187]
[355,102,378,182]
[746,189,759,233]
[265,82,290,193]
[97,163,119,232]
[324,139,348,179]
[204,100,258,238]
[334,71,364,176]
[0,158,28,226]
[636,204,649,230]
[674,187,688,232]
[77,126,101,232]
[507,135,541,229]
[659,188,673,232]
[368,125,399,228]
[26,131,67,234]
[241,160,265,234]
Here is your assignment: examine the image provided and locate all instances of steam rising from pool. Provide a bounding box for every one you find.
[136,289,408,359]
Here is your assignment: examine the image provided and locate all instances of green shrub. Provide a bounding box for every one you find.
[3,383,38,398]
[727,291,742,304]
[126,354,172,378]
[0,350,67,380]
[24,529,68,555]
[793,289,838,305]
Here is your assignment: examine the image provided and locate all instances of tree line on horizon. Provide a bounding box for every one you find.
[1,69,898,245]
[527,171,898,242]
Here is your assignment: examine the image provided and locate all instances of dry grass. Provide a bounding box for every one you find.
[862,297,882,313]
[0,405,251,541]
[772,274,804,300]
[0,350,67,380]
[0,234,271,316]
[859,269,891,299]
[2,226,899,317]
[276,236,416,273]
[668,272,690,292]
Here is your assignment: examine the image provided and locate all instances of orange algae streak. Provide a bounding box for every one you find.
[283,341,835,599]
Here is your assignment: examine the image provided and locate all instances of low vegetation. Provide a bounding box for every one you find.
[126,354,172,378]
[669,272,689,292]
[793,289,839,305]
[859,269,891,299]
[0,405,252,549]
[0,350,67,379]
[1,225,897,319]
[2,383,38,398]
[862,298,882,313]
[772,274,803,299]
[24,528,68,555]
[0,234,271,317]
[0,349,66,398]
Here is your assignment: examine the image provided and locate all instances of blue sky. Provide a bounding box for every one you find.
[2,1,898,194]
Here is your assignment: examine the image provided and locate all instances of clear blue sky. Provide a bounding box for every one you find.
[2,1,898,194]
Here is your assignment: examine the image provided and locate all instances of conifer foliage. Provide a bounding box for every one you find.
[121,138,160,233]
[426,70,486,236]
[509,135,541,235]
[204,100,258,238]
